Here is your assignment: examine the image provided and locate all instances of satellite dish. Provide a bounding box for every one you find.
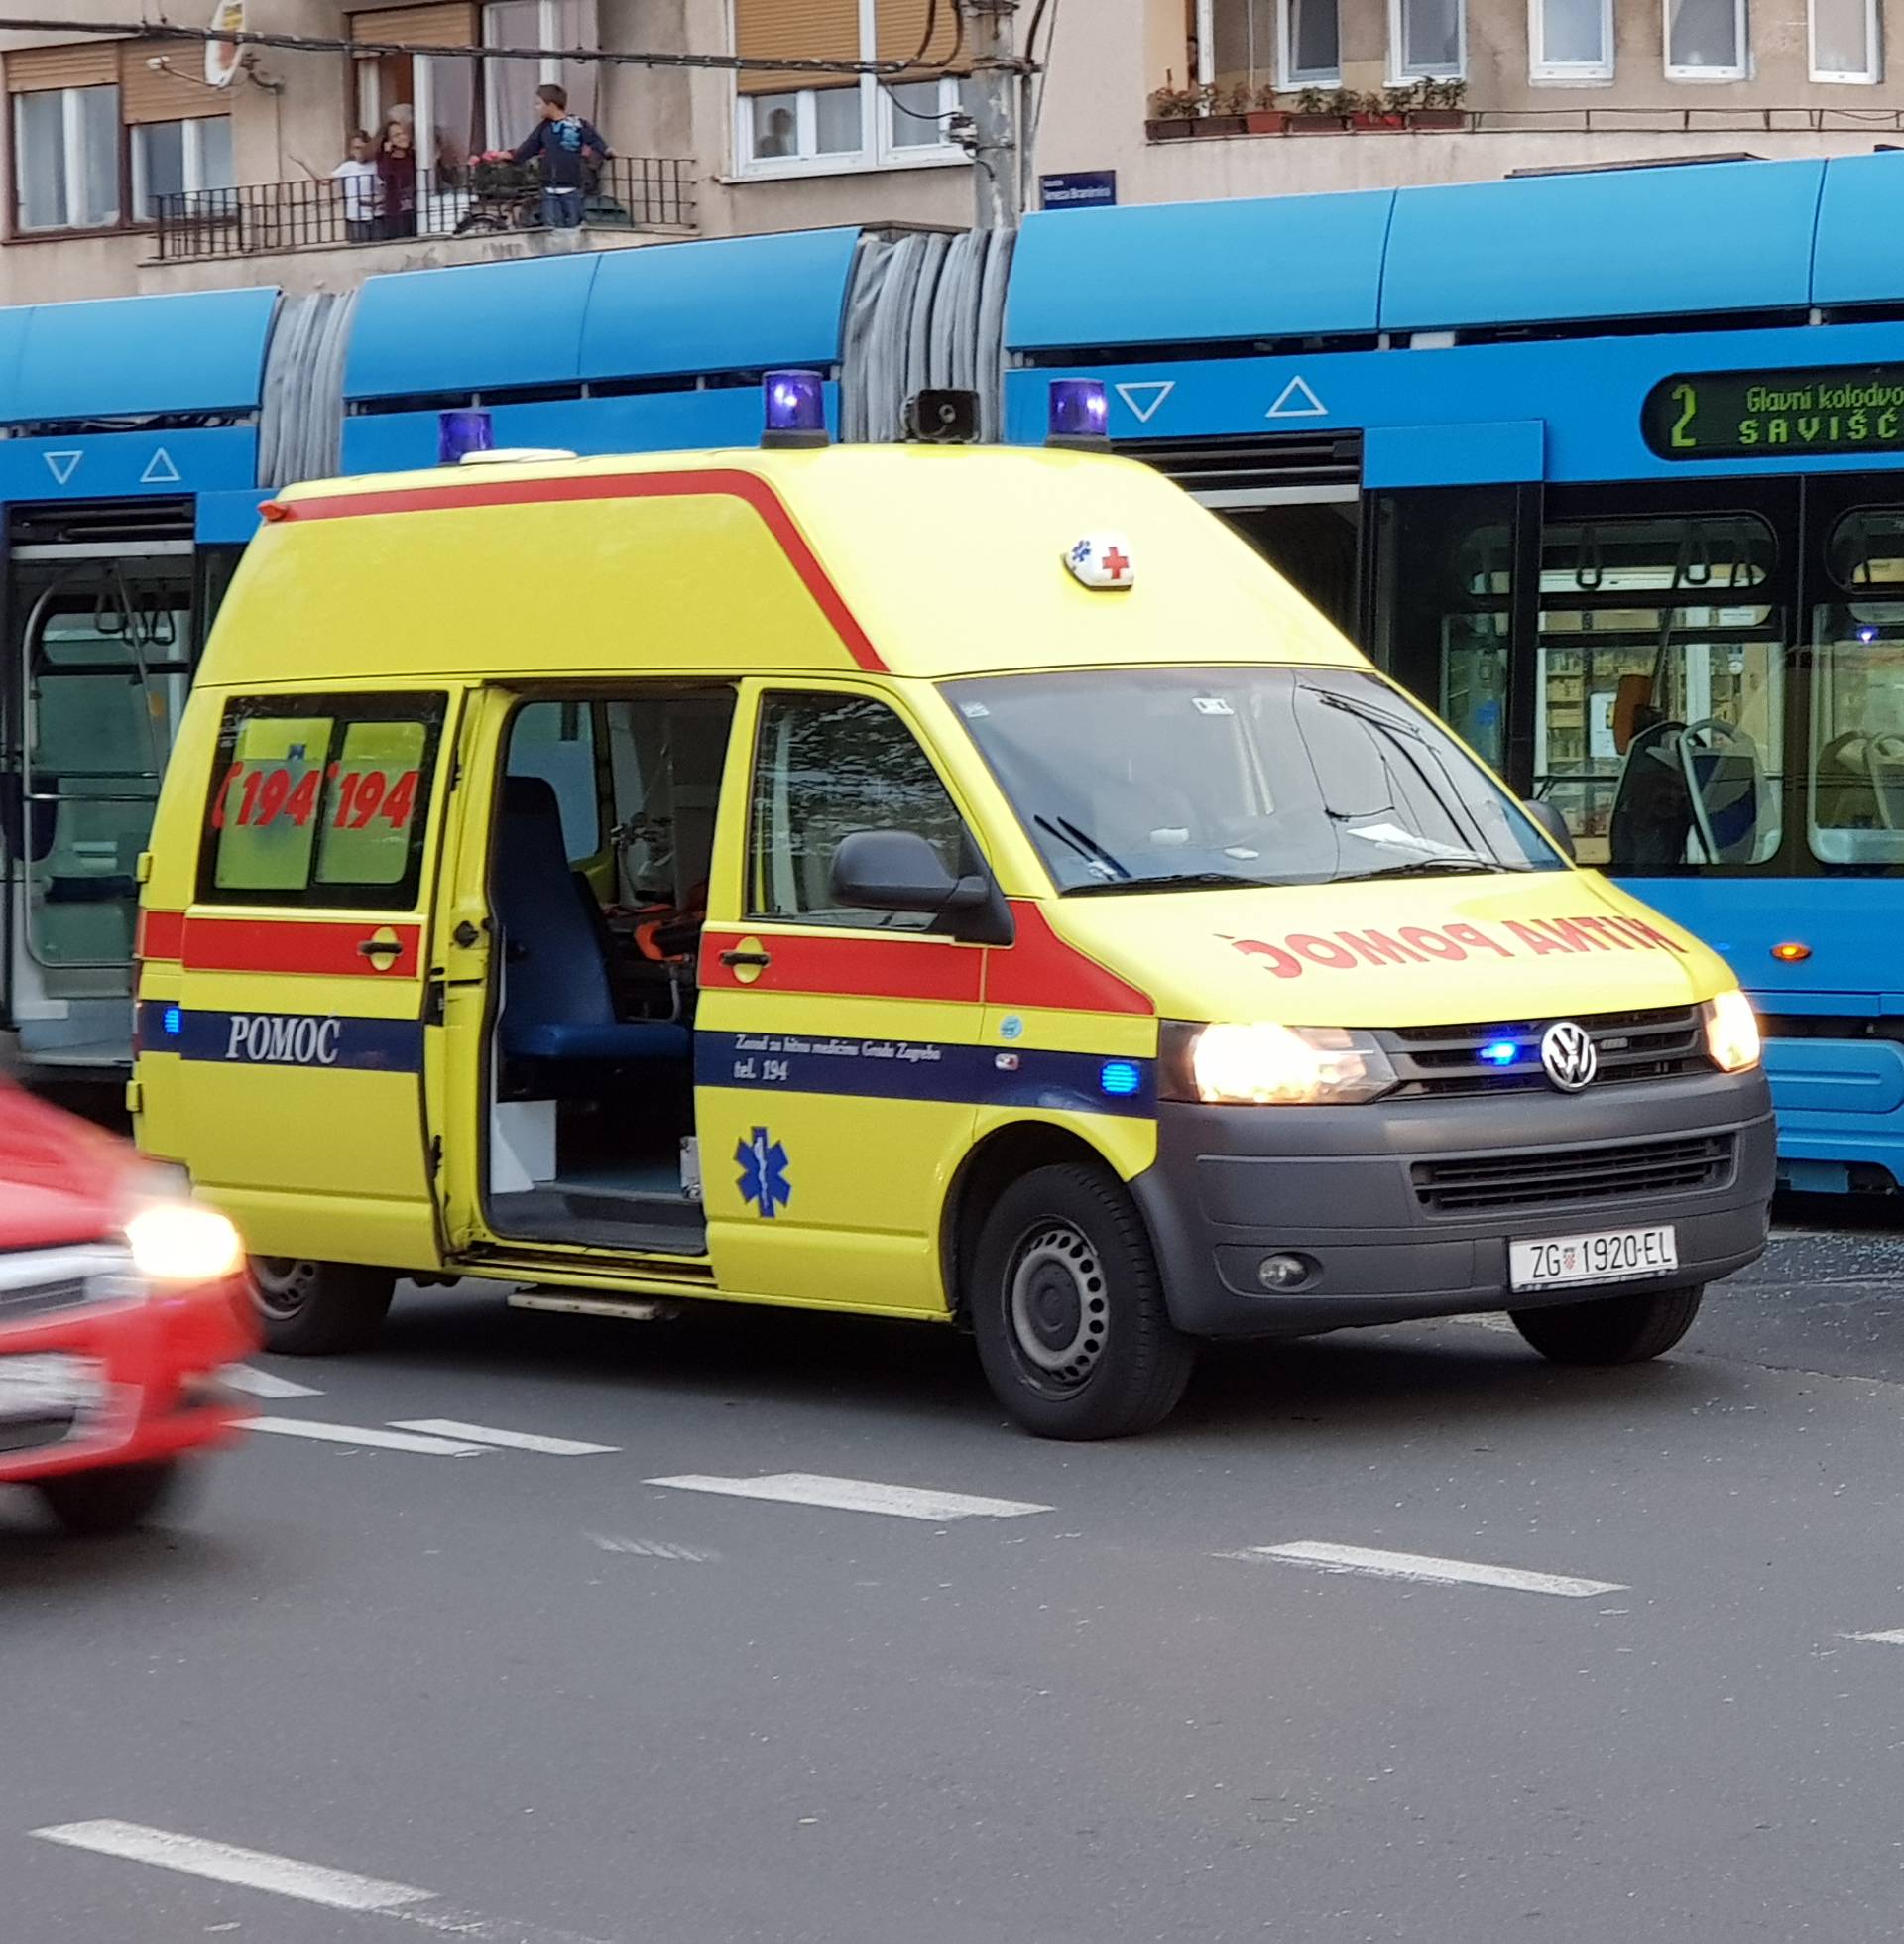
[205,1,245,87]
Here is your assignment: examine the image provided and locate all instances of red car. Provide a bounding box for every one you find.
[0,1083,254,1534]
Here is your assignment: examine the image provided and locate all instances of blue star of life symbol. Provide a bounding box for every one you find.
[735,1126,791,1218]
[1069,539,1095,566]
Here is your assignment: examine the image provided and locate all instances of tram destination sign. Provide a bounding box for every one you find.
[1643,365,1904,460]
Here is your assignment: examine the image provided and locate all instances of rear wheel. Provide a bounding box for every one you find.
[1509,1285,1705,1365]
[968,1162,1196,1440]
[36,1459,182,1535]
[249,1258,395,1356]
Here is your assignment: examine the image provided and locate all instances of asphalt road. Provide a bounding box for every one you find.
[7,1209,1904,1944]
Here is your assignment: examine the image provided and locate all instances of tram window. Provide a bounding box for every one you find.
[1535,513,1783,871]
[1827,508,1904,589]
[1809,606,1904,866]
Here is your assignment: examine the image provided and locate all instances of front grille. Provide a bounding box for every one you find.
[1412,1132,1735,1217]
[0,1246,135,1326]
[0,1411,76,1455]
[1381,1006,1705,1098]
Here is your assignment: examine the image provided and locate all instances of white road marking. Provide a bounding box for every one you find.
[391,1420,619,1456]
[32,1821,432,1913]
[1233,1541,1626,1599]
[590,1534,720,1561]
[32,1819,618,1943]
[220,1364,323,1400]
[648,1472,1052,1521]
[246,1417,487,1456]
[1845,1628,1904,1645]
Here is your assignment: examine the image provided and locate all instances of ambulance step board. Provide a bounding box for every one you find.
[509,1291,687,1322]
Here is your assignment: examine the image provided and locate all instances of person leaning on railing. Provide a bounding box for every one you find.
[511,82,610,230]
[293,133,382,243]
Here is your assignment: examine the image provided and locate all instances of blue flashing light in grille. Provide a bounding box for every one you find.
[1479,1038,1519,1067]
[1100,1059,1142,1097]
[163,1005,182,1037]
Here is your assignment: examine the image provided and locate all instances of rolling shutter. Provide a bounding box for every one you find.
[735,0,861,93]
[876,0,967,67]
[349,4,479,47]
[5,42,119,92]
[121,40,233,121]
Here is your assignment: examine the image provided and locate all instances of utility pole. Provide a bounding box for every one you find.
[963,0,1023,229]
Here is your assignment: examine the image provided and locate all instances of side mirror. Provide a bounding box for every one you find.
[1522,797,1576,861]
[830,830,1014,945]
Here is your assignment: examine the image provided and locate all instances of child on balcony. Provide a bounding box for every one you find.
[511,83,609,230]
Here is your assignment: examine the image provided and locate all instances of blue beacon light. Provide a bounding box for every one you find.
[163,1005,182,1038]
[1047,379,1110,449]
[1479,1038,1520,1067]
[762,370,829,449]
[437,409,494,465]
[1100,1059,1142,1097]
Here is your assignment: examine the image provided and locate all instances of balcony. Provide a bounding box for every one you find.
[152,158,696,265]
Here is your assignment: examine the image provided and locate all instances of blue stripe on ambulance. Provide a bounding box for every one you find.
[137,1002,423,1073]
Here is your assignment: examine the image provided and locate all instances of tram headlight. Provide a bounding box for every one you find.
[1163,1021,1397,1106]
[1702,987,1761,1074]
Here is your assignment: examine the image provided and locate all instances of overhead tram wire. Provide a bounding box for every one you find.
[0,14,1022,84]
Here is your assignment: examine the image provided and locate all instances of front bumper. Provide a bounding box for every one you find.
[1129,1069,1776,1340]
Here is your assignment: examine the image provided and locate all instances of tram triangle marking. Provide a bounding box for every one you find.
[140,447,181,486]
[1114,380,1175,425]
[43,450,81,485]
[1266,376,1329,420]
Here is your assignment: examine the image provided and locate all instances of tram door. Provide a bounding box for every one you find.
[4,509,202,1075]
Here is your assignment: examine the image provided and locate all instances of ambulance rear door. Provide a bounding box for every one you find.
[142,684,461,1270]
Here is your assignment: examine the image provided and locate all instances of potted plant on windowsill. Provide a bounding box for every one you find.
[1243,85,1288,135]
[1191,82,1250,136]
[1407,77,1469,127]
[1145,81,1201,139]
[1350,87,1408,129]
[1288,85,1346,132]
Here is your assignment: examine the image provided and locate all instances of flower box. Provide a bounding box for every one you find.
[1145,117,1196,139]
[1243,109,1289,133]
[1406,107,1468,128]
[1287,113,1347,132]
[1192,114,1249,136]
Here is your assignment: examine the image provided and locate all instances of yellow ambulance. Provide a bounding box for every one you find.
[130,383,1774,1438]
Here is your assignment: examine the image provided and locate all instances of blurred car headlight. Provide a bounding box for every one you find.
[1165,1021,1397,1105]
[1703,987,1761,1074]
[125,1201,244,1282]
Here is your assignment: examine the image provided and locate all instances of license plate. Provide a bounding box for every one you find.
[1509,1225,1678,1292]
[0,1352,102,1422]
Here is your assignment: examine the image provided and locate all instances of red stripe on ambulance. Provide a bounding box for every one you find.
[136,909,186,962]
[988,903,1152,1016]
[273,469,888,674]
[179,916,422,978]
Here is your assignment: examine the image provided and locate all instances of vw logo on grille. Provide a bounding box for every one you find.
[1540,1020,1599,1092]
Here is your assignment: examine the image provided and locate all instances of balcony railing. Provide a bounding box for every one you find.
[153,158,695,263]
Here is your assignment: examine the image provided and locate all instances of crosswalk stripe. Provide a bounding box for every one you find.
[1233,1541,1625,1598]
[246,1417,487,1456]
[647,1472,1052,1521]
[220,1365,323,1399]
[390,1420,619,1456]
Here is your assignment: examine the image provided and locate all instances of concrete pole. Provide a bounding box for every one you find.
[964,0,1023,229]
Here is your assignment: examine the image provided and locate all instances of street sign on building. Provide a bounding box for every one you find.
[1039,171,1117,211]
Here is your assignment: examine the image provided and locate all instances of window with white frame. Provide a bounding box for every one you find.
[1530,0,1612,76]
[1810,0,1877,79]
[1392,0,1465,75]
[12,82,118,230]
[734,0,969,173]
[1664,0,1746,75]
[1283,0,1342,82]
[131,116,235,219]
[482,1,599,150]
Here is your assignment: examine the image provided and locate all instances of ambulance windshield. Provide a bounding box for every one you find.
[945,667,1564,894]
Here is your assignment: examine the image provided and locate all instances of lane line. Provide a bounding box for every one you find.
[32,1820,618,1943]
[590,1534,720,1561]
[1233,1541,1626,1599]
[220,1365,323,1400]
[32,1821,430,1913]
[648,1472,1052,1521]
[246,1417,488,1457]
[390,1420,619,1457]
[1846,1629,1904,1645]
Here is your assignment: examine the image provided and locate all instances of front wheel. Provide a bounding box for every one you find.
[248,1258,395,1356]
[968,1162,1196,1440]
[1509,1285,1705,1365]
[36,1459,183,1535]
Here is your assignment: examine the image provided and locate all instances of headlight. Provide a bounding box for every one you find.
[125,1201,244,1282]
[1702,988,1761,1073]
[1165,1021,1397,1105]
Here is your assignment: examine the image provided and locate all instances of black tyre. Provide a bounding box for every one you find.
[968,1162,1196,1439]
[248,1258,395,1356]
[36,1459,183,1535]
[1509,1284,1705,1365]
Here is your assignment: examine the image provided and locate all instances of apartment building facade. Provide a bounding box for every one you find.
[0,0,1893,306]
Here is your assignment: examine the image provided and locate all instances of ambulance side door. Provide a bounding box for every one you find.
[697,682,989,1316]
[148,685,459,1269]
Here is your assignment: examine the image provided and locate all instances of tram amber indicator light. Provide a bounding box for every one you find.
[438,410,494,465]
[1771,941,1812,963]
[1048,380,1110,447]
[1643,365,1904,461]
[762,371,828,449]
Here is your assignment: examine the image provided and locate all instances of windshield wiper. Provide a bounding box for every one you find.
[1034,814,1130,881]
[1334,857,1520,882]
[1065,870,1291,896]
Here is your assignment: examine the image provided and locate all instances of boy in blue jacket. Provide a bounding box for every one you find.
[513,84,609,229]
